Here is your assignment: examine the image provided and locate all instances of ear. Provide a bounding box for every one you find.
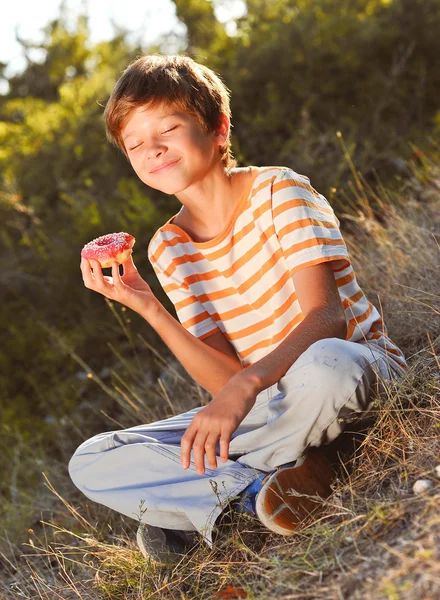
[213,113,230,145]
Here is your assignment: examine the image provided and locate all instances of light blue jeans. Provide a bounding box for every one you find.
[69,338,406,546]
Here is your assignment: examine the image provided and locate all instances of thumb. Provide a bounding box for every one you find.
[122,253,138,275]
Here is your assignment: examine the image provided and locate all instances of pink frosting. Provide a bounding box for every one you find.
[81,232,135,262]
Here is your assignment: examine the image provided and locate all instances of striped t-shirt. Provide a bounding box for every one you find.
[148,166,407,370]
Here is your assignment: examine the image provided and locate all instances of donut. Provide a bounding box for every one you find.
[81,232,135,268]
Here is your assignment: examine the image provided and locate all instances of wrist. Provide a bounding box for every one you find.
[139,298,163,326]
[230,369,264,397]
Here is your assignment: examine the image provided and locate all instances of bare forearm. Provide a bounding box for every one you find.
[240,309,347,395]
[142,303,242,395]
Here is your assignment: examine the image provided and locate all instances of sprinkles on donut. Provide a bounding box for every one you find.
[81,232,135,268]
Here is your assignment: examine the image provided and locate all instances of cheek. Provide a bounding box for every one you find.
[188,129,213,154]
[128,153,143,173]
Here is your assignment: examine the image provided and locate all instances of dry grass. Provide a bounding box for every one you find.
[1,151,439,599]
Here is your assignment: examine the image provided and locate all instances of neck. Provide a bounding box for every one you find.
[175,163,249,232]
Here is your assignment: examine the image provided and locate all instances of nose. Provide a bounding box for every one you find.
[142,140,167,172]
[145,137,167,160]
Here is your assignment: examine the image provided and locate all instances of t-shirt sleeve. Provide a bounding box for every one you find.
[148,232,221,340]
[271,168,350,275]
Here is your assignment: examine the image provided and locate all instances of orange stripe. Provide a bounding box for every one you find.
[369,332,382,340]
[239,313,304,360]
[173,268,220,285]
[273,176,321,197]
[206,218,257,261]
[167,247,285,296]
[383,346,402,357]
[163,281,185,294]
[346,302,374,338]
[175,285,236,309]
[152,206,274,273]
[232,270,292,312]
[149,230,182,263]
[283,236,345,259]
[164,245,350,310]
[273,197,334,219]
[342,289,364,310]
[224,292,297,341]
[272,180,334,216]
[336,270,355,288]
[205,202,275,261]
[158,251,202,281]
[235,247,284,294]
[174,293,203,310]
[177,261,361,338]
[253,197,272,220]
[277,218,337,241]
[154,222,276,280]
[365,333,406,364]
[199,327,221,340]
[181,310,214,329]
[183,286,298,340]
[219,229,277,278]
[212,274,294,322]
[289,254,350,275]
[175,271,294,323]
[333,261,349,273]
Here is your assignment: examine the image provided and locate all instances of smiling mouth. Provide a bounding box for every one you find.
[150,159,180,174]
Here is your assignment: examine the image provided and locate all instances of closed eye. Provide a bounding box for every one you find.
[162,126,178,134]
[128,126,178,152]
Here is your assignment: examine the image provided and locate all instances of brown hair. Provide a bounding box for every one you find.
[104,54,237,171]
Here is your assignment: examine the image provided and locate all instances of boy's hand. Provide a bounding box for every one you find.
[80,256,160,317]
[180,377,258,475]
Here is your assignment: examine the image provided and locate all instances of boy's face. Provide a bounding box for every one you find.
[121,101,227,194]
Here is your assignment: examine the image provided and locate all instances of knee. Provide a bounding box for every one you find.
[280,338,369,409]
[296,338,362,381]
[68,432,110,492]
[68,442,87,491]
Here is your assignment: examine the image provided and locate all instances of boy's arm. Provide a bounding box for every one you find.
[236,260,347,394]
[81,256,243,396]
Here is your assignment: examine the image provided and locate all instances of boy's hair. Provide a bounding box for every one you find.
[104,54,237,171]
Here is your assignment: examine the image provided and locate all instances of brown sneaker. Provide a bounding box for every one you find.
[255,448,336,535]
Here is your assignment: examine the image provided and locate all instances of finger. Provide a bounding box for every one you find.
[122,254,138,276]
[193,431,209,475]
[181,426,197,470]
[219,434,231,463]
[112,262,124,291]
[80,257,95,288]
[91,259,110,291]
[205,432,219,470]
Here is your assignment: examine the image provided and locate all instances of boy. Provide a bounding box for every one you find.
[70,54,407,563]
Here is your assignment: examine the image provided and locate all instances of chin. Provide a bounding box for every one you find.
[145,171,193,194]
[141,177,183,195]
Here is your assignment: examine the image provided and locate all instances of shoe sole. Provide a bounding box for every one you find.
[255,448,336,535]
[136,524,198,564]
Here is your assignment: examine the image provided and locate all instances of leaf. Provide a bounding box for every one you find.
[215,585,247,599]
